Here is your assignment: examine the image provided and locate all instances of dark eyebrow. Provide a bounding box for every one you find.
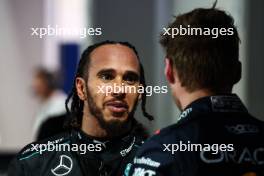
[97,68,115,76]
[124,71,140,78]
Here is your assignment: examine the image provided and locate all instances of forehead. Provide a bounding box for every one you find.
[89,44,140,73]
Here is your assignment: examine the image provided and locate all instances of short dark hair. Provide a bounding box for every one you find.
[65,40,153,129]
[160,7,241,93]
[35,68,57,90]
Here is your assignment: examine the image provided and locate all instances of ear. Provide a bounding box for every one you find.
[164,58,175,84]
[76,77,87,100]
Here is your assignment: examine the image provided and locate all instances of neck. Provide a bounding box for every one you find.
[179,89,213,110]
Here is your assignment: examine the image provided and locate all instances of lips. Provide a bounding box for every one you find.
[104,100,128,114]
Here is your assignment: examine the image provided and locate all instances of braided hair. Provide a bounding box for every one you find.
[65,40,153,128]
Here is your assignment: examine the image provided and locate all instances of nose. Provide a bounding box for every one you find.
[110,77,126,99]
[111,91,126,99]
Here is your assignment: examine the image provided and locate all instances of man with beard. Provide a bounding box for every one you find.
[9,41,153,176]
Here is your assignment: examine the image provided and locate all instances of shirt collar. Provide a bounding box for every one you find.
[178,94,248,121]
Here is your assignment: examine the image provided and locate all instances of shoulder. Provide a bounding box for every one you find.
[145,122,189,144]
[124,125,182,176]
[133,124,183,166]
[16,131,72,161]
[8,131,74,175]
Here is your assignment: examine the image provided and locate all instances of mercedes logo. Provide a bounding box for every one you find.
[51,155,73,176]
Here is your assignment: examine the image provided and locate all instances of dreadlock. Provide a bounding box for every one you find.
[65,40,153,129]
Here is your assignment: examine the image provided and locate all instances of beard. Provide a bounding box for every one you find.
[85,85,137,138]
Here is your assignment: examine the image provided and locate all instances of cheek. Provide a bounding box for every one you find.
[88,81,106,107]
[91,78,113,96]
[126,93,139,110]
[126,84,141,109]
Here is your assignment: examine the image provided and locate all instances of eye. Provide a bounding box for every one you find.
[123,74,139,85]
[100,73,114,81]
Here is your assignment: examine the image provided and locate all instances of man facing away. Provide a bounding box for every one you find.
[9,41,153,176]
[125,6,264,176]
